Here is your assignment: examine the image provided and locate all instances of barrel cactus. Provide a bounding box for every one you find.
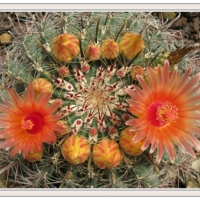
[0,12,200,188]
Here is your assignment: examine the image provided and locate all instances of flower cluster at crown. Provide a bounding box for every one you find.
[55,64,131,134]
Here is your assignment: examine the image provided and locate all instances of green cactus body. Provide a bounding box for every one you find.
[0,12,198,188]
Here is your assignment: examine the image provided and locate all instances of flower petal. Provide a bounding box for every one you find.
[6,89,24,107]
[156,137,164,164]
[162,130,176,163]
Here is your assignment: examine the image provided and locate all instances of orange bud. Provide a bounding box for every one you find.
[93,138,122,169]
[89,128,98,136]
[116,69,125,78]
[85,44,101,61]
[61,135,91,165]
[54,120,68,138]
[81,61,90,73]
[51,33,80,62]
[145,65,179,85]
[119,33,144,59]
[144,66,158,85]
[33,78,53,97]
[130,65,145,80]
[58,66,69,78]
[100,39,119,59]
[25,150,43,162]
[119,127,145,156]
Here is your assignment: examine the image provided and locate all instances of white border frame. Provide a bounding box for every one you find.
[0,3,200,10]
[0,188,200,196]
[0,3,200,197]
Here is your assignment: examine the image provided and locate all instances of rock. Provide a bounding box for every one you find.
[187,180,199,188]
[0,33,12,44]
[171,17,187,28]
[185,158,200,188]
[163,12,176,21]
[0,173,6,188]
[192,158,200,172]
[192,17,199,32]
[182,12,200,21]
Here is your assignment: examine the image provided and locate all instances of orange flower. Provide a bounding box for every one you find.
[51,33,80,62]
[125,59,200,164]
[0,82,63,158]
[100,39,119,59]
[93,138,122,169]
[119,33,144,59]
[119,127,145,156]
[85,44,101,61]
[61,135,91,165]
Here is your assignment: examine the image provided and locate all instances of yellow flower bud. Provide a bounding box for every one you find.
[33,78,53,97]
[100,39,119,59]
[85,44,101,61]
[93,138,122,169]
[54,120,68,138]
[61,135,91,165]
[51,33,80,62]
[130,65,145,80]
[144,66,158,85]
[25,150,43,162]
[119,33,144,59]
[119,127,145,156]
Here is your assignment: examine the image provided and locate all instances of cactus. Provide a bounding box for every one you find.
[0,12,200,188]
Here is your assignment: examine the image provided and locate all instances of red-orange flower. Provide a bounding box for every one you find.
[125,59,200,164]
[0,82,64,158]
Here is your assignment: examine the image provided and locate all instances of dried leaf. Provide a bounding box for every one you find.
[168,44,200,65]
